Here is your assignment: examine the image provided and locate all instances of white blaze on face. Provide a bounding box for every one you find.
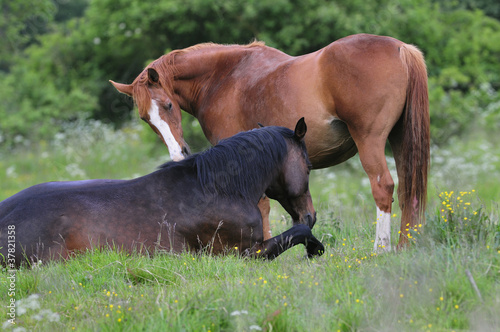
[148,100,185,161]
[374,206,392,252]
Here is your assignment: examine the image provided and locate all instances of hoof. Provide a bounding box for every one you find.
[306,241,325,258]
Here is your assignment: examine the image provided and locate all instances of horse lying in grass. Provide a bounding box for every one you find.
[0,118,324,268]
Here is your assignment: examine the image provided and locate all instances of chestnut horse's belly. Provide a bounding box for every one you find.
[305,117,357,169]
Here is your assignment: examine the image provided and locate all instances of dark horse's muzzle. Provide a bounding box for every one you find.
[306,212,317,228]
[297,212,316,229]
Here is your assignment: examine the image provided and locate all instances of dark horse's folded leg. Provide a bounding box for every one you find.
[248,224,324,260]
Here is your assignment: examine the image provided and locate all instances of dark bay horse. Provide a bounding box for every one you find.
[111,34,430,251]
[0,120,324,267]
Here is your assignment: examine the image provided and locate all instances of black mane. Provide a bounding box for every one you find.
[160,126,295,200]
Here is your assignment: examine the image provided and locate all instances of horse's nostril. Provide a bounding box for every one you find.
[304,213,312,228]
[182,146,190,156]
[306,212,316,229]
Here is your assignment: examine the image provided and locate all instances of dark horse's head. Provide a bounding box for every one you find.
[264,118,316,228]
[186,118,315,228]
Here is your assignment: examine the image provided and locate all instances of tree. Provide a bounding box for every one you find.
[0,0,57,71]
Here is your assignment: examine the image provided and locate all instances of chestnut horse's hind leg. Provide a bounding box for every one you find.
[354,137,395,252]
[248,224,324,260]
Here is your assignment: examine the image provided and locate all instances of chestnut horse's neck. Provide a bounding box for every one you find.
[163,43,291,117]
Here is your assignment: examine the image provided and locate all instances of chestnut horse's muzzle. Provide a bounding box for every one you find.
[181,144,191,158]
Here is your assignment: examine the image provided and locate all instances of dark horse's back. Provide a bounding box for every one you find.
[0,179,130,267]
[0,168,261,267]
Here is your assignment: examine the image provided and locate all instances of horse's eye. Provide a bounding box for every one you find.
[307,164,313,174]
[166,102,173,111]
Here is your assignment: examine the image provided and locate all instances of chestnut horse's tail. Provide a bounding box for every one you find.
[398,44,430,231]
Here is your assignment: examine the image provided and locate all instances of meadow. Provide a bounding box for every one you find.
[1,119,499,331]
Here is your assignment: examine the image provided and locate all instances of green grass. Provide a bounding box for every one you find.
[1,120,500,331]
[1,222,499,331]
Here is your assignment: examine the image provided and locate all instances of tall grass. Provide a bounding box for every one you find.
[1,120,499,331]
[0,119,165,201]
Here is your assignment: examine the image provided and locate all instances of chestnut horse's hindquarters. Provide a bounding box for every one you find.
[353,42,429,252]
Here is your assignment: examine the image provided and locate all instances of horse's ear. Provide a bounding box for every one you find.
[294,117,307,140]
[147,68,160,84]
[109,80,133,96]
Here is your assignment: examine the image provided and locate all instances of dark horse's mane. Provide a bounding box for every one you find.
[160,127,295,200]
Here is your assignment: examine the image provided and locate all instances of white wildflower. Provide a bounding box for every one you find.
[6,166,17,178]
[230,310,248,316]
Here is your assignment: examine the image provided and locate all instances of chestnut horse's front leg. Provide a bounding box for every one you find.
[258,195,272,240]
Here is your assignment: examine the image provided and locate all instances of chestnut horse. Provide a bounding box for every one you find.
[0,120,324,267]
[111,34,430,251]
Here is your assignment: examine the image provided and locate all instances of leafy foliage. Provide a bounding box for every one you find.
[0,0,499,148]
[0,0,56,70]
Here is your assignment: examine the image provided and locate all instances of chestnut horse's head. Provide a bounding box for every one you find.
[110,67,190,161]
